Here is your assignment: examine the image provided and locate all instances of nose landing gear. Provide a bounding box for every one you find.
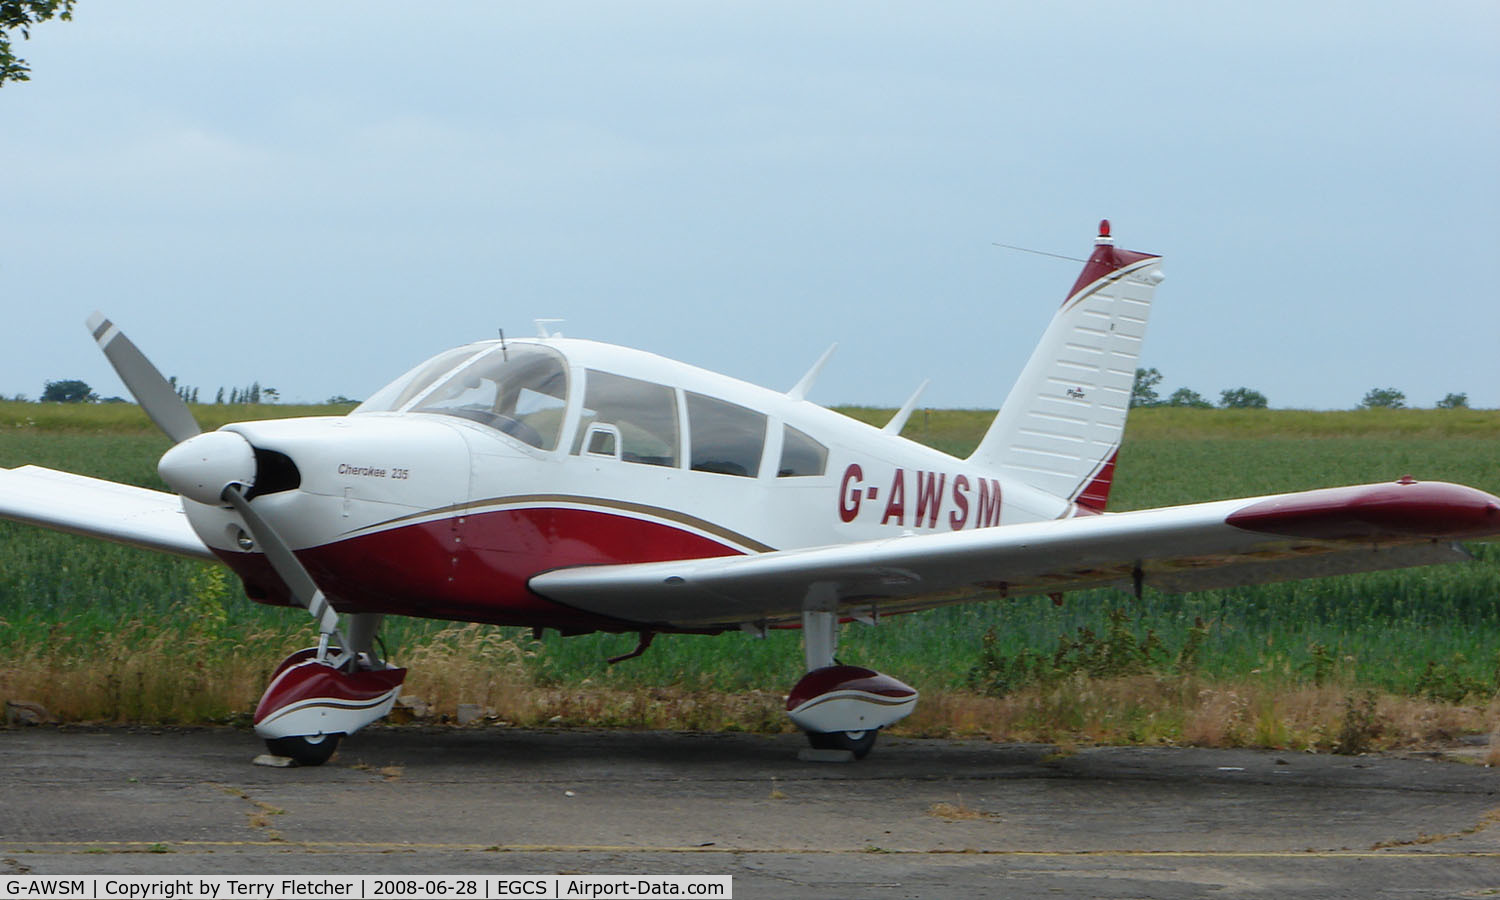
[805,729,878,759]
[252,615,404,765]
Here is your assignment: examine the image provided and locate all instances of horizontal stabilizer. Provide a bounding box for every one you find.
[0,465,213,560]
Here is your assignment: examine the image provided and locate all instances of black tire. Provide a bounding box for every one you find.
[806,728,878,759]
[265,733,342,766]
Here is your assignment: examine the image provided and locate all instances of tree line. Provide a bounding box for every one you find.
[10,372,1473,412]
[176,379,280,406]
[19,379,363,405]
[1131,368,1470,410]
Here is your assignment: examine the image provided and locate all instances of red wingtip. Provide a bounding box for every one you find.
[1226,481,1500,541]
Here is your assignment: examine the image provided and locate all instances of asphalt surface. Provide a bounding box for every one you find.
[2,725,1498,899]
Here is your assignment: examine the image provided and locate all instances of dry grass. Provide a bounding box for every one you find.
[0,623,307,724]
[887,674,1494,753]
[927,796,993,821]
[397,624,534,715]
[476,685,791,733]
[3,621,1495,754]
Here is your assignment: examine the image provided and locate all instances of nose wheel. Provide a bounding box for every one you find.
[265,733,343,766]
[805,729,878,759]
[253,634,405,766]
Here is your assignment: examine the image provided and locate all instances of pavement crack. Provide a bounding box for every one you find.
[205,782,288,842]
[1370,806,1500,850]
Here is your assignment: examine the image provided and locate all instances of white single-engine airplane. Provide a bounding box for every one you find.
[2,222,1497,765]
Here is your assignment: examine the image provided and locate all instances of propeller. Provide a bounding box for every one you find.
[87,313,202,444]
[221,486,349,658]
[87,312,351,662]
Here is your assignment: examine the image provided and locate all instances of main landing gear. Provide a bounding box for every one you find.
[784,605,917,759]
[252,613,405,765]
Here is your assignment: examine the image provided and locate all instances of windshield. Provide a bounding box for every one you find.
[408,345,569,450]
[355,345,488,414]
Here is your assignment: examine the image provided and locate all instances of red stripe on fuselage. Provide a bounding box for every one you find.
[215,506,748,632]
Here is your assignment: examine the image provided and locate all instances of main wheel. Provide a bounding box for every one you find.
[265,733,342,766]
[806,728,878,759]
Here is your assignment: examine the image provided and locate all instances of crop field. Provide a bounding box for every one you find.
[1,401,1497,751]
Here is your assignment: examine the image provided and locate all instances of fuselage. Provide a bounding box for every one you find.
[189,337,1074,632]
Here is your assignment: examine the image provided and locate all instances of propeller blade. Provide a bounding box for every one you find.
[222,485,348,651]
[86,312,202,444]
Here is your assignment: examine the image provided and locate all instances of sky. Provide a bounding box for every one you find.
[3,1,1497,410]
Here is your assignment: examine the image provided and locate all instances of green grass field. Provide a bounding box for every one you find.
[2,403,1498,746]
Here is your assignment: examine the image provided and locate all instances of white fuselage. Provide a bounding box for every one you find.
[185,338,1073,630]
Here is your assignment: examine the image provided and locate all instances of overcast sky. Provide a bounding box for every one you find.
[4,1,1497,409]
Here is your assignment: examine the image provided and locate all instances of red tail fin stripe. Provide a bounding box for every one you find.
[1063,243,1160,309]
[1073,448,1119,512]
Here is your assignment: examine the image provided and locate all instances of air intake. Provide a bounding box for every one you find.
[244,448,301,500]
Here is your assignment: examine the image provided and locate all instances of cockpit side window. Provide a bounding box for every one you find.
[687,392,766,478]
[408,345,569,450]
[574,370,679,467]
[778,424,828,477]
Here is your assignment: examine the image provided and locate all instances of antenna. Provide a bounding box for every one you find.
[883,379,930,435]
[991,241,1086,264]
[787,343,837,401]
[498,328,508,361]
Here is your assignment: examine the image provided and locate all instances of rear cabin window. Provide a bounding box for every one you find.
[687,392,766,478]
[575,370,680,467]
[778,425,828,477]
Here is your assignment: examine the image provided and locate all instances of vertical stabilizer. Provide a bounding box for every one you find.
[968,221,1163,511]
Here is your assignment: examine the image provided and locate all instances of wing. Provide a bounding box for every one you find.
[529,479,1500,630]
[0,465,213,560]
